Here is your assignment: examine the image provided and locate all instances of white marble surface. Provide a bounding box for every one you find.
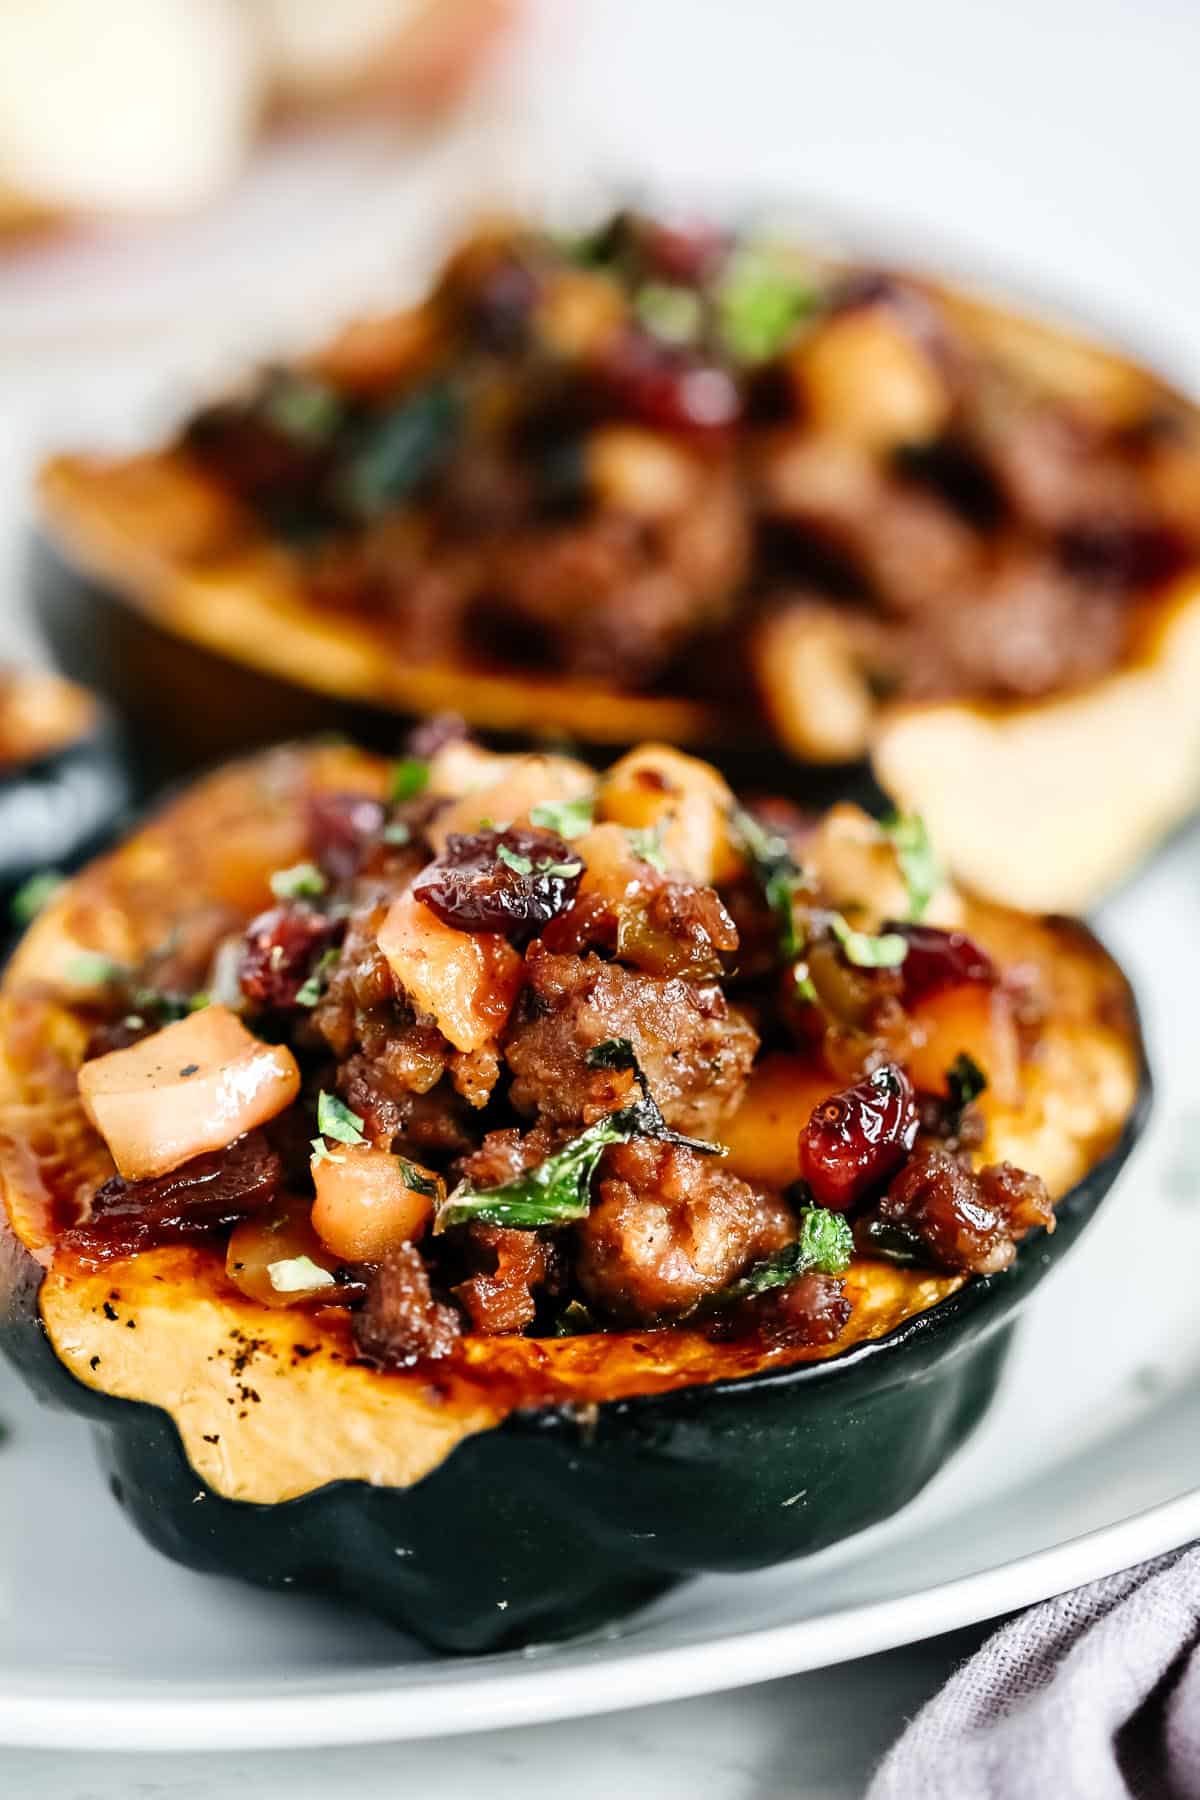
[1,0,1198,1793]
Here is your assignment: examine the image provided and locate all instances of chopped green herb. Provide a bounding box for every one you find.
[316,1090,367,1148]
[497,843,534,876]
[187,990,212,1013]
[793,963,818,1004]
[436,1039,723,1232]
[397,1159,441,1199]
[535,857,584,879]
[260,371,344,444]
[310,1137,345,1167]
[529,796,594,839]
[267,1255,336,1295]
[382,820,412,846]
[625,825,668,873]
[731,807,806,959]
[635,281,703,345]
[295,949,339,1009]
[389,757,430,804]
[883,812,941,922]
[269,861,327,901]
[829,913,909,970]
[718,1207,853,1304]
[10,870,65,927]
[553,1300,597,1337]
[64,953,125,988]
[717,244,815,363]
[340,382,460,518]
[946,1052,988,1122]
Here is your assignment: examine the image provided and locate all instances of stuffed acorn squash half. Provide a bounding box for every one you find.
[0,731,1147,1650]
[34,206,1200,908]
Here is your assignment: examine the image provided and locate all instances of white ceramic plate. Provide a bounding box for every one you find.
[0,817,1197,1751]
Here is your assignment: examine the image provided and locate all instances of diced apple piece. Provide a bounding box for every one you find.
[754,608,874,765]
[427,752,595,855]
[78,1005,299,1182]
[794,305,951,451]
[226,1198,340,1310]
[377,888,522,1054]
[598,744,739,885]
[311,1144,441,1262]
[805,803,963,931]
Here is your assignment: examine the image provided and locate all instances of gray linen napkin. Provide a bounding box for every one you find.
[867,1544,1200,1799]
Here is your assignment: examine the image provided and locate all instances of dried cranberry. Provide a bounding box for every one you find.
[239,904,339,1009]
[640,217,728,285]
[184,403,324,504]
[61,1132,282,1265]
[863,1146,1052,1275]
[469,258,539,352]
[1059,519,1186,590]
[414,826,583,941]
[800,1063,918,1212]
[600,329,741,433]
[307,790,386,883]
[404,713,468,760]
[885,922,995,1002]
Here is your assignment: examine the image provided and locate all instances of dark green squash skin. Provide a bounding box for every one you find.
[0,1055,1150,1654]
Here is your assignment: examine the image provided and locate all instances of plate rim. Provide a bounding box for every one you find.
[1,1483,1196,1752]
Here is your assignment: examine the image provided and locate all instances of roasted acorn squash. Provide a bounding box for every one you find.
[32,210,1200,907]
[0,669,132,923]
[0,741,1147,1650]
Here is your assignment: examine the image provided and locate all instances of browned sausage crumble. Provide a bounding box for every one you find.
[59,734,1064,1371]
[176,211,1200,733]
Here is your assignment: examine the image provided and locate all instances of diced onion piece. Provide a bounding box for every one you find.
[311,1144,441,1262]
[77,1005,300,1182]
[805,803,963,932]
[598,744,739,885]
[573,822,658,912]
[587,427,700,518]
[793,306,951,451]
[723,1052,839,1189]
[377,889,522,1054]
[427,752,595,855]
[226,1198,340,1310]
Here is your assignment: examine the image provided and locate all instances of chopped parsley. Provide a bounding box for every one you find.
[883,812,941,922]
[382,820,412,846]
[731,807,805,958]
[260,371,344,444]
[397,1160,442,1199]
[64,952,125,988]
[340,382,460,518]
[267,1255,336,1295]
[635,281,703,345]
[828,913,908,970]
[717,244,815,363]
[10,870,65,927]
[496,843,534,876]
[718,1207,854,1303]
[435,1038,723,1232]
[295,949,339,1009]
[946,1052,988,1131]
[269,862,326,901]
[314,1091,367,1151]
[389,757,430,804]
[529,796,594,839]
[625,825,668,873]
